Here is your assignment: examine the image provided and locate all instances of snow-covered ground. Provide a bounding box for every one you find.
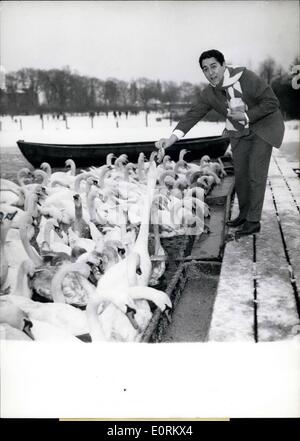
[283,120,300,143]
[0,112,298,149]
[0,112,225,148]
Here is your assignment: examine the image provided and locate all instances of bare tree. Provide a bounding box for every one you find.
[258,57,282,84]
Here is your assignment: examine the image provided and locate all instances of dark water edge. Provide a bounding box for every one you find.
[0,147,63,182]
[0,147,33,182]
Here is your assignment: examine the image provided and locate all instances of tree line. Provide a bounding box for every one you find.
[0,56,299,119]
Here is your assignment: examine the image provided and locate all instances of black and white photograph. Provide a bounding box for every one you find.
[0,0,299,419]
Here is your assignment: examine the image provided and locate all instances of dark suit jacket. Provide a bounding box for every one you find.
[174,69,285,148]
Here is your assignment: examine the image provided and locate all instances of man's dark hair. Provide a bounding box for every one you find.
[199,50,225,68]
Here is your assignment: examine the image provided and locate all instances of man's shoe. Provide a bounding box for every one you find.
[226,216,246,227]
[236,221,261,237]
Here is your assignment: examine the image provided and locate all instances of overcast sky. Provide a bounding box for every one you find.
[1,0,299,84]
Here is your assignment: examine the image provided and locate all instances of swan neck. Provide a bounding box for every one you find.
[20,225,43,266]
[26,194,38,218]
[43,220,53,244]
[153,222,161,251]
[86,301,107,341]
[17,169,31,186]
[87,192,98,222]
[74,173,86,192]
[98,166,109,187]
[138,158,145,181]
[75,201,83,220]
[14,261,32,298]
[43,164,52,177]
[69,161,76,176]
[50,265,72,303]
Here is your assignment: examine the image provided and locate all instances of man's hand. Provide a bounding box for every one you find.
[155,134,178,149]
[227,110,247,122]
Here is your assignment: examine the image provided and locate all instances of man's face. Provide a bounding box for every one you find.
[201,57,226,86]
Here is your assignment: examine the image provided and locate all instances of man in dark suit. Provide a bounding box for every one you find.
[155,49,285,236]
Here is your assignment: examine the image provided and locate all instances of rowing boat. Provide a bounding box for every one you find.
[17,135,230,167]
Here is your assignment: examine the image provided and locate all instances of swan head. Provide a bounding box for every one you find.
[138,152,145,163]
[106,153,116,166]
[33,185,48,203]
[0,300,34,340]
[196,177,209,190]
[179,149,190,161]
[164,176,175,189]
[86,176,99,187]
[46,217,64,238]
[200,155,211,166]
[18,168,34,184]
[96,247,118,274]
[79,251,104,282]
[127,287,172,313]
[149,151,158,163]
[65,159,76,172]
[73,193,81,205]
[71,246,87,260]
[158,170,175,186]
[104,240,126,258]
[40,162,51,174]
[33,169,48,185]
[18,167,33,177]
[115,154,128,168]
[125,162,136,171]
[4,210,18,221]
[163,154,172,164]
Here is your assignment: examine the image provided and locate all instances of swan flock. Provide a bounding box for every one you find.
[0,149,226,342]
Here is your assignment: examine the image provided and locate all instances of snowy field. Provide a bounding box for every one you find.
[0,111,226,148]
[0,111,298,150]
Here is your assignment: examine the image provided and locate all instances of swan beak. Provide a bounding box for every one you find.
[125,306,139,330]
[54,225,64,238]
[164,307,172,323]
[204,225,210,234]
[5,211,18,221]
[22,318,35,340]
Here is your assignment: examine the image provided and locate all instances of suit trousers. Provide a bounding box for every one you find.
[230,131,273,222]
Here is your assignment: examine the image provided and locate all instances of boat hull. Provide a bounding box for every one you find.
[17,135,230,167]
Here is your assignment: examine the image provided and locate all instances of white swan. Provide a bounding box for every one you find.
[40,161,75,187]
[37,217,71,255]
